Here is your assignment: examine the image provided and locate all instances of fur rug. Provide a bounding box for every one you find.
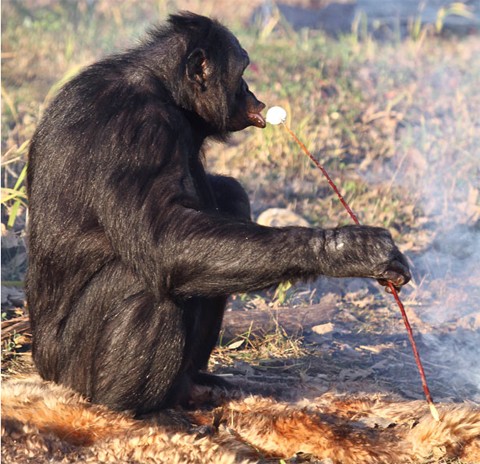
[2,375,479,463]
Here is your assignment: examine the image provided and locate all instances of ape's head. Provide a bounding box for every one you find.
[165,12,266,134]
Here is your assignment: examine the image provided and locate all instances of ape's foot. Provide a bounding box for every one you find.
[180,373,235,409]
[192,372,233,389]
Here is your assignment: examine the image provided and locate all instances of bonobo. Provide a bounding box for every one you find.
[27,12,410,415]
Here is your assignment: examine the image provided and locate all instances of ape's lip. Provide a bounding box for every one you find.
[248,111,266,128]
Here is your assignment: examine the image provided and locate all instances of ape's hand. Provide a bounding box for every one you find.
[318,225,411,291]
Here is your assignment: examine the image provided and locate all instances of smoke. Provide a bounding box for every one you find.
[383,56,480,400]
[417,223,480,401]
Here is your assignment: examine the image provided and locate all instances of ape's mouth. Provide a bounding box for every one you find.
[248,111,266,128]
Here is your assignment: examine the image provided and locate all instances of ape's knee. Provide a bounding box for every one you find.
[208,175,251,220]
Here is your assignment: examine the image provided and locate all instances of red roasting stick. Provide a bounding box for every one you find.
[281,121,440,422]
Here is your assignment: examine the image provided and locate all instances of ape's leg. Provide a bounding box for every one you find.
[189,175,251,380]
[34,260,187,415]
[208,174,251,220]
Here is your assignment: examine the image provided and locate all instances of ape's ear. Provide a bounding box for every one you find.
[186,48,210,89]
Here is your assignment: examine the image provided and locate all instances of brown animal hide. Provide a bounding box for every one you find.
[2,375,479,463]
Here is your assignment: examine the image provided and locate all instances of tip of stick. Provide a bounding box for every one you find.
[429,402,441,422]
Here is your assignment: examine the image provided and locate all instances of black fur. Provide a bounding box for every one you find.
[27,12,410,415]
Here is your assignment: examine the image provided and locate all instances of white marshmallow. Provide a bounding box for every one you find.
[266,106,287,125]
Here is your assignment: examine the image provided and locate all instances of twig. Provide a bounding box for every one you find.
[280,121,440,422]
[1,316,30,341]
